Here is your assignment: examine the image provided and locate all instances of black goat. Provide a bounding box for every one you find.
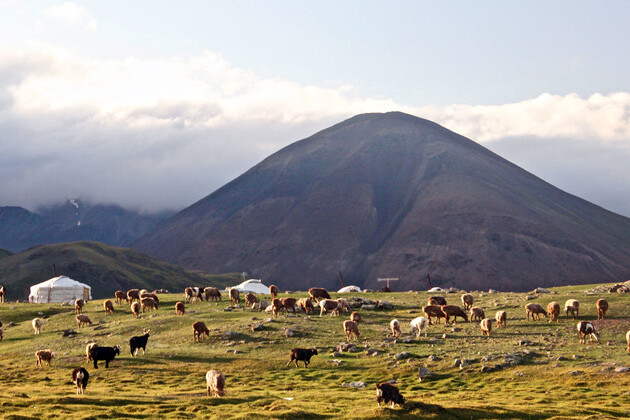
[376,382,405,408]
[286,348,318,368]
[72,367,90,394]
[89,345,121,368]
[130,330,150,357]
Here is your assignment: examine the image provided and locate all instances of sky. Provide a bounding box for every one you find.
[1,1,630,216]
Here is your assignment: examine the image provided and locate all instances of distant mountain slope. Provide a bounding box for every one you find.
[135,112,630,291]
[0,200,173,252]
[0,241,226,300]
[0,248,12,259]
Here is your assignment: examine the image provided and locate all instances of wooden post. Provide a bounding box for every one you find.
[377,277,399,291]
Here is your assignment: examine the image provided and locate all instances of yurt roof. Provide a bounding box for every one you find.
[231,279,270,294]
[338,285,362,293]
[31,276,90,289]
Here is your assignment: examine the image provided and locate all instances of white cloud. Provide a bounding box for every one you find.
[43,2,97,31]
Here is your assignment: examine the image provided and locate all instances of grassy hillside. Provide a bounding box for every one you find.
[0,247,12,259]
[0,284,629,418]
[0,241,240,300]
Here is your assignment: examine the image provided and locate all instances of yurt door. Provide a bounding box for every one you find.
[83,287,89,302]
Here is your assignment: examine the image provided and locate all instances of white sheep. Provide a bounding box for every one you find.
[409,316,429,337]
[32,318,42,335]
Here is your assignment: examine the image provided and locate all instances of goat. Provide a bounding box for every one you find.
[281,297,297,314]
[131,302,141,318]
[564,299,579,319]
[229,288,240,305]
[343,320,360,341]
[140,291,159,304]
[577,321,599,344]
[75,299,84,314]
[245,293,257,308]
[269,284,279,298]
[495,311,507,328]
[286,348,318,368]
[72,367,90,394]
[308,287,331,302]
[271,298,284,317]
[441,305,469,324]
[480,318,492,336]
[32,317,42,335]
[376,382,405,408]
[389,319,401,337]
[85,343,98,361]
[428,296,447,306]
[0,285,5,303]
[104,299,114,315]
[193,321,210,342]
[596,299,608,320]
[461,293,474,310]
[127,289,141,303]
[114,290,128,305]
[141,297,158,312]
[350,311,362,325]
[409,316,429,337]
[547,301,560,323]
[525,303,547,321]
[184,287,195,303]
[175,301,185,315]
[337,298,352,313]
[89,345,121,368]
[203,287,222,301]
[130,330,150,356]
[319,299,341,316]
[206,370,226,397]
[76,314,93,327]
[470,307,485,322]
[626,330,630,353]
[298,298,315,314]
[422,305,446,325]
[35,349,55,367]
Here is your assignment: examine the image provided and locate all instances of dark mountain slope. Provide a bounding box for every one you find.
[135,112,630,291]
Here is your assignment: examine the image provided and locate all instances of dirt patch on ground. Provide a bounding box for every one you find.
[591,319,630,334]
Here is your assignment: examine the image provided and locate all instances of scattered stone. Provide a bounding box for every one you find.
[488,289,498,294]
[263,318,273,323]
[332,352,342,358]
[572,354,582,360]
[7,322,15,327]
[284,328,296,338]
[406,358,415,363]
[606,341,614,346]
[327,359,342,366]
[361,304,376,310]
[442,334,449,339]
[556,356,567,361]
[427,355,441,362]
[341,382,367,388]
[38,312,44,316]
[223,307,234,312]
[61,329,76,337]
[418,367,432,381]
[376,300,393,310]
[480,365,494,373]
[223,331,238,339]
[453,358,462,367]
[615,367,630,373]
[518,339,532,346]
[399,337,414,343]
[482,355,494,362]
[251,323,264,332]
[524,295,536,301]
[451,327,462,333]
[533,287,550,294]
[566,370,583,376]
[394,352,410,360]
[336,343,357,353]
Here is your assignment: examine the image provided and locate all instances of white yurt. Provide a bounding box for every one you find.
[338,285,362,293]
[29,276,92,304]
[230,279,271,294]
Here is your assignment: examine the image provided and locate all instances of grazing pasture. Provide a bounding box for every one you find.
[0,283,629,418]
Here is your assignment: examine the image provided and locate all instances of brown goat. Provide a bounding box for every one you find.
[229,288,240,305]
[203,287,222,301]
[308,287,331,302]
[422,305,446,325]
[245,293,257,308]
[75,299,84,314]
[206,370,226,397]
[298,298,315,314]
[76,314,93,327]
[350,311,362,325]
[104,300,114,315]
[428,296,447,306]
[269,284,279,298]
[281,297,297,314]
[193,321,210,342]
[141,297,158,312]
[596,299,608,320]
[626,330,630,353]
[461,293,474,310]
[495,311,507,328]
[114,290,128,305]
[130,302,141,318]
[343,320,360,341]
[480,318,492,336]
[271,298,284,317]
[441,305,469,324]
[470,307,485,322]
[127,289,141,303]
[140,292,159,303]
[35,349,55,367]
[525,303,547,321]
[319,299,341,316]
[547,302,560,323]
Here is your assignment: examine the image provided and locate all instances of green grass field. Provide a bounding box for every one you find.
[1,284,629,419]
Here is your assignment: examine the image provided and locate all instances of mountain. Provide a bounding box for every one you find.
[135,112,630,292]
[0,200,173,253]
[0,248,12,259]
[0,241,240,300]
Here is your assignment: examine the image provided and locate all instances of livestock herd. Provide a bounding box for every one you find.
[1,283,629,409]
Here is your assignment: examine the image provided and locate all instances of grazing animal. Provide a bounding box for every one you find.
[130,302,141,318]
[428,296,447,306]
[577,321,599,344]
[343,320,360,341]
[203,287,222,301]
[0,285,5,303]
[319,299,341,316]
[114,290,128,305]
[140,292,159,304]
[206,370,226,397]
[470,307,485,322]
[127,289,141,303]
[229,288,241,305]
[596,299,608,320]
[376,382,405,408]
[298,298,315,314]
[422,305,446,325]
[35,349,55,367]
[245,293,257,308]
[175,301,185,315]
[75,299,84,314]
[461,293,474,309]
[495,311,507,328]
[72,367,90,395]
[389,319,401,337]
[192,321,210,342]
[184,287,195,303]
[480,318,492,336]
[89,345,121,368]
[525,303,547,321]
[104,299,114,315]
[76,314,93,327]
[281,297,297,314]
[441,305,469,324]
[271,298,284,317]
[32,317,42,335]
[0,325,3,342]
[141,297,158,312]
[130,330,150,356]
[85,343,98,361]
[337,298,352,313]
[626,330,630,353]
[286,348,318,368]
[308,287,331,302]
[350,311,362,325]
[409,316,429,337]
[269,284,279,298]
[564,299,580,319]
[547,302,560,323]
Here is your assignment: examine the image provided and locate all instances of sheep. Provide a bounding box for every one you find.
[32,317,42,335]
[175,301,185,315]
[281,297,297,314]
[89,345,121,368]
[409,316,429,337]
[184,287,195,303]
[75,299,85,314]
[525,303,547,321]
[35,349,55,367]
[319,299,341,316]
[343,320,360,341]
[577,321,599,344]
[114,290,128,305]
[206,370,226,397]
[547,301,560,323]
[229,288,241,305]
[461,293,474,310]
[269,284,279,298]
[480,318,492,336]
[76,314,93,327]
[140,291,159,304]
[470,307,485,322]
[298,298,315,314]
[193,321,210,342]
[141,297,158,312]
[428,296,447,306]
[245,293,257,308]
[130,330,150,356]
[350,311,362,325]
[376,382,405,408]
[85,343,98,361]
[308,287,331,302]
[72,367,89,395]
[626,330,630,353]
[286,348,318,368]
[337,298,352,313]
[389,319,401,337]
[422,305,446,325]
[104,299,114,315]
[495,311,507,328]
[271,298,284,317]
[203,287,222,301]
[441,305,469,324]
[131,302,141,318]
[596,299,608,320]
[127,289,141,303]
[564,299,580,319]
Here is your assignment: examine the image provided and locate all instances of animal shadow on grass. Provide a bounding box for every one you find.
[392,402,549,420]
[167,355,236,364]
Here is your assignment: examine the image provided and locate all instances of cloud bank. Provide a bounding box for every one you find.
[1,43,629,216]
